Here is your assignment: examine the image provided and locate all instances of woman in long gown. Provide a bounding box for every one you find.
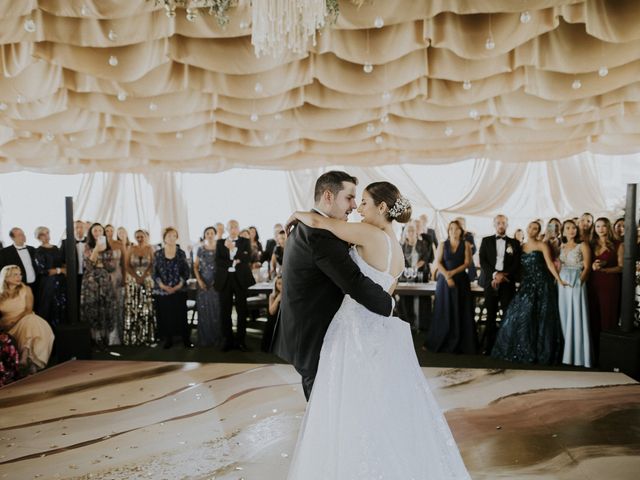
[492,221,569,365]
[105,225,125,345]
[123,230,156,345]
[34,226,67,327]
[193,226,222,347]
[425,220,477,354]
[558,220,592,367]
[0,265,55,372]
[286,181,470,480]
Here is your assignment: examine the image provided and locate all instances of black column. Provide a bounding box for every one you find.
[64,196,79,324]
[620,184,638,333]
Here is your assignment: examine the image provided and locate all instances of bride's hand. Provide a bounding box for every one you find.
[285,213,299,236]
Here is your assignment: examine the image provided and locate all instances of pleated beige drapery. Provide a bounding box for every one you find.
[1,0,640,172]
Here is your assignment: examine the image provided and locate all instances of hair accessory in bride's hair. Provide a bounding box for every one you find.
[388,197,411,219]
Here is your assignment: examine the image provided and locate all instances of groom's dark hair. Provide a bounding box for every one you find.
[314,171,358,203]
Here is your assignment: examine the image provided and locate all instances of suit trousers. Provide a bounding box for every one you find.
[481,283,515,353]
[220,273,249,346]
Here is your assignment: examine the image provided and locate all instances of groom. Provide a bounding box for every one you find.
[273,171,395,401]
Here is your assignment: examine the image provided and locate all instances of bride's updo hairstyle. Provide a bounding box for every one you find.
[365,182,412,224]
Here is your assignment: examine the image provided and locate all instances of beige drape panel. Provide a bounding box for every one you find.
[74,172,190,241]
[1,1,640,172]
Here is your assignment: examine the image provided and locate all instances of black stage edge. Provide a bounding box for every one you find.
[599,183,639,380]
[57,196,92,361]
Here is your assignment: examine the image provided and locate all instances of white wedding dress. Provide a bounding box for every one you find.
[287,236,471,479]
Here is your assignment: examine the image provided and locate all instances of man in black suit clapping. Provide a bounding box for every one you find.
[214,219,256,351]
[478,215,521,355]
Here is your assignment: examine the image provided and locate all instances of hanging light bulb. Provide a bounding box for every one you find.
[381,91,391,102]
[263,133,273,143]
[108,30,117,41]
[108,55,118,67]
[598,66,609,77]
[469,109,479,119]
[250,113,259,122]
[0,102,7,111]
[374,135,384,145]
[366,122,375,133]
[117,91,127,101]
[572,79,582,90]
[274,113,283,121]
[81,5,89,16]
[148,102,158,111]
[16,95,25,104]
[175,131,183,139]
[68,135,75,142]
[374,16,384,29]
[254,82,263,93]
[363,63,373,74]
[239,20,250,29]
[463,80,472,90]
[520,11,531,24]
[23,19,36,33]
[164,5,176,18]
[555,115,565,124]
[186,8,198,22]
[162,116,169,122]
[44,131,54,142]
[444,127,454,137]
[485,37,495,50]
[380,114,389,125]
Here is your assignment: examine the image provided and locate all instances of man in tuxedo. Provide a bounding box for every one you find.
[261,223,284,265]
[0,227,39,309]
[60,220,87,311]
[214,219,256,351]
[478,215,521,354]
[273,171,394,401]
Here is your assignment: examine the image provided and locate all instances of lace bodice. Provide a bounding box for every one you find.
[348,234,397,292]
[559,244,584,269]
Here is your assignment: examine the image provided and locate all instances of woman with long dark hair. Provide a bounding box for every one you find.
[193,226,222,347]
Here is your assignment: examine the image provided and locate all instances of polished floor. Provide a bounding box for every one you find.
[0,361,639,479]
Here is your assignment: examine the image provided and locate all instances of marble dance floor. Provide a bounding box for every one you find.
[1,361,639,480]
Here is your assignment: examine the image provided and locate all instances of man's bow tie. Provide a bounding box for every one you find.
[496,236,506,240]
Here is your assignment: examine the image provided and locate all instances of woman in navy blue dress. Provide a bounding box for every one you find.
[424,220,477,354]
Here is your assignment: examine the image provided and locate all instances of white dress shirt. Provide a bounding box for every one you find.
[227,237,238,271]
[495,237,506,272]
[16,246,36,283]
[76,238,86,274]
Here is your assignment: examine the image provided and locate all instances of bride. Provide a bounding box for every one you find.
[285,181,470,479]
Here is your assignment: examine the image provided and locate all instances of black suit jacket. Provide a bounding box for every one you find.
[0,245,38,285]
[273,223,394,378]
[213,237,256,291]
[261,238,276,264]
[478,235,521,289]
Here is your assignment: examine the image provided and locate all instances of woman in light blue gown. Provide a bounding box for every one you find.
[558,219,592,367]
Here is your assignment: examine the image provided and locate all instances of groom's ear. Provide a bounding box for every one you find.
[321,189,334,204]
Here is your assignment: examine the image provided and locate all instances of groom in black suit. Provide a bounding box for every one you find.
[273,171,394,401]
[478,214,521,354]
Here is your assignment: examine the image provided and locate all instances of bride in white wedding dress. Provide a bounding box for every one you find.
[285,182,471,479]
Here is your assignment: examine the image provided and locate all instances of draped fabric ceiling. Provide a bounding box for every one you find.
[1,0,640,173]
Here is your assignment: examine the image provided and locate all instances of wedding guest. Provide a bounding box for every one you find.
[81,223,117,347]
[215,219,256,351]
[154,227,191,349]
[239,228,251,240]
[543,217,562,262]
[613,217,625,242]
[513,229,525,245]
[418,213,438,248]
[579,212,595,244]
[117,227,132,248]
[0,332,19,386]
[105,224,125,344]
[270,230,287,278]
[262,223,284,264]
[424,220,477,354]
[558,219,592,367]
[0,265,55,373]
[588,217,623,359]
[492,221,568,364]
[399,222,429,328]
[478,215,521,354]
[0,228,39,311]
[455,217,478,282]
[194,226,222,348]
[60,220,86,312]
[123,229,156,346]
[248,226,264,269]
[34,226,67,328]
[261,274,282,353]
